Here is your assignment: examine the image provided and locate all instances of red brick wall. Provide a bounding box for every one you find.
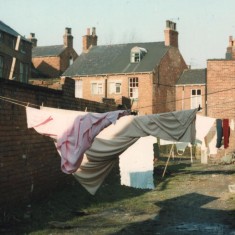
[0,77,116,211]
[76,73,154,115]
[32,47,78,78]
[60,48,78,73]
[29,78,62,90]
[207,60,235,118]
[32,56,61,77]
[155,47,188,113]
[207,60,235,155]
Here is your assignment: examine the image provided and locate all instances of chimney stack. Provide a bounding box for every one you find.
[164,20,178,48]
[82,27,98,52]
[63,27,73,48]
[28,33,37,47]
[226,35,235,59]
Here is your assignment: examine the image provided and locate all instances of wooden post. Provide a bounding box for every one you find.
[162,144,174,178]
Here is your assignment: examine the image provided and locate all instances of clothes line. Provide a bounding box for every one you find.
[0,95,39,108]
[0,97,215,194]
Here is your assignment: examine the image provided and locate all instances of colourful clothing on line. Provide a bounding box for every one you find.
[26,107,128,174]
[216,119,223,148]
[223,119,230,149]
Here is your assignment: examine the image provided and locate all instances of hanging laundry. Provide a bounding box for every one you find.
[230,119,235,131]
[158,114,215,154]
[195,115,216,143]
[26,107,129,174]
[26,107,198,194]
[216,119,223,148]
[175,142,189,154]
[73,108,198,194]
[223,119,230,149]
[119,136,155,189]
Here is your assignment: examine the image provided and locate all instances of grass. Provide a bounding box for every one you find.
[1,156,235,234]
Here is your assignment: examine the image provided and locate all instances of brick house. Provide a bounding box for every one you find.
[0,20,32,83]
[63,21,188,115]
[206,36,235,156]
[175,68,206,115]
[175,36,235,157]
[29,27,78,78]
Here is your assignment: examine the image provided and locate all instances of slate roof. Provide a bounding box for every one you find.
[63,42,169,76]
[0,20,29,42]
[32,45,65,57]
[176,69,206,85]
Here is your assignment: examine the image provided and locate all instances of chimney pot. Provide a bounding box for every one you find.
[83,27,98,52]
[30,33,35,38]
[92,27,96,36]
[166,20,170,28]
[28,33,37,47]
[65,27,71,35]
[228,36,234,47]
[63,28,73,48]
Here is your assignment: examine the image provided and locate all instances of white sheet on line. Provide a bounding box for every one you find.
[119,136,156,189]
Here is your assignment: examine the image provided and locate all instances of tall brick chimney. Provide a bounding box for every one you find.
[28,33,37,47]
[164,20,178,48]
[226,36,235,59]
[82,27,98,52]
[63,27,73,48]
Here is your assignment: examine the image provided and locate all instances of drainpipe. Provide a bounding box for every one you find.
[182,86,185,110]
[105,76,108,98]
[157,65,160,86]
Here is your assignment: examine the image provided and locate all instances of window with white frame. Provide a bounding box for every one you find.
[191,89,202,109]
[109,81,121,94]
[75,80,83,98]
[129,77,138,99]
[0,56,3,78]
[131,52,141,63]
[91,82,103,95]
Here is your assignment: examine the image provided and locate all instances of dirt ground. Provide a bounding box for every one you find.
[1,157,235,235]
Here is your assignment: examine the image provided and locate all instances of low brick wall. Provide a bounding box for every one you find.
[0,78,117,212]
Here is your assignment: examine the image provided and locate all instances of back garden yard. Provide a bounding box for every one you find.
[1,155,235,235]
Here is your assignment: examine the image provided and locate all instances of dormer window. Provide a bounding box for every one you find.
[130,46,147,63]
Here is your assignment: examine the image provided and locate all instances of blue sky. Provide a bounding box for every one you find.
[2,0,235,68]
